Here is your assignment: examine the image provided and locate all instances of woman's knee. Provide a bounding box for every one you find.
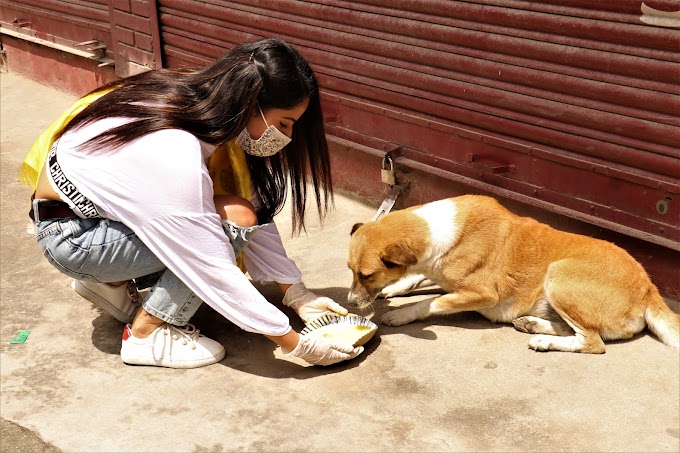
[214,194,258,227]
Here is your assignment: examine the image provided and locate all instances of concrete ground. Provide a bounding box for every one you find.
[1,72,679,453]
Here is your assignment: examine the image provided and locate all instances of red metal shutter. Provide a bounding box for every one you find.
[0,0,112,64]
[156,0,680,250]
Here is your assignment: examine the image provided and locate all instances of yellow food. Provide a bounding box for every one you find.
[304,323,375,346]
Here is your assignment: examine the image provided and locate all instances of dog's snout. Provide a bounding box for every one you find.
[346,289,362,308]
[347,287,376,309]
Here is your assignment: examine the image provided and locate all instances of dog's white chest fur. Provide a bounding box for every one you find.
[413,199,459,264]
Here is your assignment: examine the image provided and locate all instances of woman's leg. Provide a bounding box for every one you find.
[131,194,262,336]
[214,194,258,227]
[131,268,203,335]
[36,216,166,284]
[34,212,202,331]
[214,194,267,257]
[36,215,164,322]
[34,210,224,367]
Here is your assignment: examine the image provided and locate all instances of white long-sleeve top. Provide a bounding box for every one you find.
[51,117,302,336]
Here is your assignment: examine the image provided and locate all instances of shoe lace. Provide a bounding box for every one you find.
[163,323,200,349]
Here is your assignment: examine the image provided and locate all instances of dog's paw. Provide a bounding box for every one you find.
[381,308,417,326]
[379,288,400,299]
[528,334,554,352]
[380,283,413,299]
[380,274,429,298]
[513,316,536,333]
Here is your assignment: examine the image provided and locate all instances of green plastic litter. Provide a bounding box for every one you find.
[10,330,30,344]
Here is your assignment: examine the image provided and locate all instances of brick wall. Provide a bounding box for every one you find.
[108,0,162,78]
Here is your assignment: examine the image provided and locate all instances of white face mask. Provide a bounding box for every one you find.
[236,104,292,157]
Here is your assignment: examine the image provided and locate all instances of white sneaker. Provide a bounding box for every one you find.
[72,279,140,323]
[120,323,225,369]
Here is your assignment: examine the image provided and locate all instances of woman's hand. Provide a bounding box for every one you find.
[266,328,363,366]
[281,283,348,323]
[284,335,363,366]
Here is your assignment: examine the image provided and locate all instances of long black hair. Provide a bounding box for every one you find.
[57,37,333,233]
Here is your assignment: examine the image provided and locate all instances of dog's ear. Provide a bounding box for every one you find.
[381,243,417,267]
[350,223,364,235]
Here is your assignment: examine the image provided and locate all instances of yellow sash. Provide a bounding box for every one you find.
[207,140,253,271]
[19,89,114,191]
[208,140,251,201]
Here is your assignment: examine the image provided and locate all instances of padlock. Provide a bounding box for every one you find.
[381,155,396,185]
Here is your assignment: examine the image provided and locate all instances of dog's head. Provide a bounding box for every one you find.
[347,220,420,309]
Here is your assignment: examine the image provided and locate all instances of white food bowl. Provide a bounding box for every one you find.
[300,314,378,347]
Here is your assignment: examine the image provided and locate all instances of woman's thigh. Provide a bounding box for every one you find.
[36,217,166,283]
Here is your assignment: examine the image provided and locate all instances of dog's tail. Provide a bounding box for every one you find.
[644,286,680,349]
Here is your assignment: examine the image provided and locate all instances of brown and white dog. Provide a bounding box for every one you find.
[347,195,679,353]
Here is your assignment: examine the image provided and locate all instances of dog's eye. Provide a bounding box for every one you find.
[381,258,399,269]
[358,272,373,281]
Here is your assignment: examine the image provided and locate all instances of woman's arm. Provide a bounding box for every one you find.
[242,221,303,285]
[276,282,293,295]
[244,223,348,322]
[265,328,299,352]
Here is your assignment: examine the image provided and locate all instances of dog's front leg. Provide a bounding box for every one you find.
[381,291,496,326]
[380,274,433,298]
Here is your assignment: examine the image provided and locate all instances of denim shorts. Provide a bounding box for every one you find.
[221,220,266,256]
[33,199,263,326]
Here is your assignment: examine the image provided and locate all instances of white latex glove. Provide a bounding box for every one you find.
[284,335,363,366]
[282,283,348,323]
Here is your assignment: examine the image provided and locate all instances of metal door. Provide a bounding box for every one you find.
[0,0,113,65]
[156,0,680,250]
